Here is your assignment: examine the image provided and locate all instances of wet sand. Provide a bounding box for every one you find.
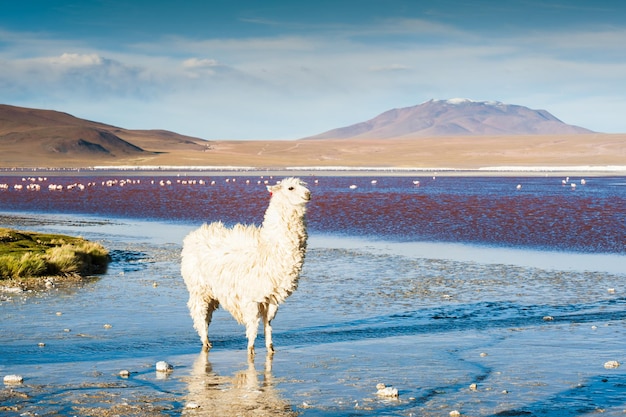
[2,165,626,180]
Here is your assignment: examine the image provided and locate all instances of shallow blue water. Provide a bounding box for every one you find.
[0,174,625,416]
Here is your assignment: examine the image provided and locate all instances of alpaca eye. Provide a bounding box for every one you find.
[288,187,294,190]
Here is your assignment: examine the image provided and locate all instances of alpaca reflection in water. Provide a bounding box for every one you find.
[183,351,297,416]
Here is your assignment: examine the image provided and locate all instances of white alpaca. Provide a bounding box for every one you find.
[181,177,310,355]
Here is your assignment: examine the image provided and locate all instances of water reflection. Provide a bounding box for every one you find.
[184,351,297,416]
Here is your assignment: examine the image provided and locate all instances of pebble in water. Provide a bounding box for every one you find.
[3,374,24,385]
[543,316,554,321]
[156,361,173,373]
[450,410,461,417]
[376,383,399,398]
[604,360,620,369]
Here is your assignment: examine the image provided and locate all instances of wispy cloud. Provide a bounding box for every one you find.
[1,14,626,138]
[0,52,157,99]
[369,64,412,72]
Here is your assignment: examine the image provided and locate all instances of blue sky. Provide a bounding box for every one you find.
[1,0,625,139]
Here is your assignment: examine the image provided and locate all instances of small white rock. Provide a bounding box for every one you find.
[119,369,130,378]
[469,383,478,391]
[480,352,488,357]
[103,324,112,329]
[0,286,23,293]
[3,374,24,384]
[376,383,399,398]
[185,402,201,409]
[543,316,554,321]
[608,288,616,294]
[604,360,620,369]
[38,342,46,347]
[156,361,173,372]
[450,410,461,417]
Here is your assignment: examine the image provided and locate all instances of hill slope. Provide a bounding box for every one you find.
[0,104,209,166]
[305,99,594,139]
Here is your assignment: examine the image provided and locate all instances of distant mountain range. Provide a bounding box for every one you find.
[0,104,208,164]
[305,99,594,139]
[0,100,600,167]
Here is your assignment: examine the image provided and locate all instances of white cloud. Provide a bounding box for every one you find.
[48,52,103,66]
[0,52,158,99]
[1,18,626,138]
[369,64,411,72]
[182,58,219,69]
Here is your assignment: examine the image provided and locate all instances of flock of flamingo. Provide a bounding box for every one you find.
[0,175,585,193]
[0,175,299,192]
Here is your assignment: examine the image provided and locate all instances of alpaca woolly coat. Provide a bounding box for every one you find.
[181,177,310,352]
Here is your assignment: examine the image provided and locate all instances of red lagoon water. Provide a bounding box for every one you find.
[0,175,624,253]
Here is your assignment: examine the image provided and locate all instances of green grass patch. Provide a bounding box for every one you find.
[0,227,110,282]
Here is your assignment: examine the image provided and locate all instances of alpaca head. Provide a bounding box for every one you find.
[267,177,311,207]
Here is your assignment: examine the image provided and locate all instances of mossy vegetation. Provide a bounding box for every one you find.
[0,227,109,287]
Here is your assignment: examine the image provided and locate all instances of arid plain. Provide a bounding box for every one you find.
[4,133,626,174]
[141,134,626,170]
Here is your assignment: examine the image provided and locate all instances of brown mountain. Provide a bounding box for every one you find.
[1,103,623,170]
[0,104,209,166]
[305,99,594,139]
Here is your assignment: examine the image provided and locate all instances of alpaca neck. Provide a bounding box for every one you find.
[259,200,308,301]
[260,201,307,248]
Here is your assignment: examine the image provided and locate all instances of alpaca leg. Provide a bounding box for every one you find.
[204,299,219,349]
[188,294,218,350]
[243,302,261,356]
[263,303,279,353]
